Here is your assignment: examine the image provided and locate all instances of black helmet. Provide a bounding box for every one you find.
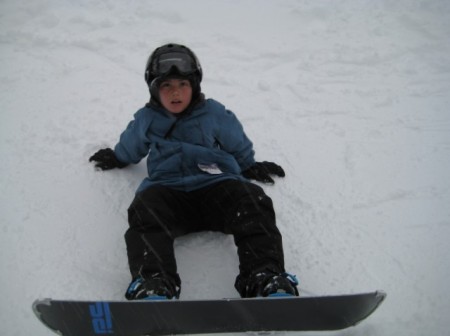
[145,43,202,85]
[145,43,203,105]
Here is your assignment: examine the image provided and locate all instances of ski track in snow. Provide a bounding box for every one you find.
[1,1,450,335]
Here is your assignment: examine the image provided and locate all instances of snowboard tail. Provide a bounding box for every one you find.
[33,291,386,336]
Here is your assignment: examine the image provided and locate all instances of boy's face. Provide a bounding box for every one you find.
[159,78,193,114]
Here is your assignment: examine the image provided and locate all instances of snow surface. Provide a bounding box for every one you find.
[1,0,450,335]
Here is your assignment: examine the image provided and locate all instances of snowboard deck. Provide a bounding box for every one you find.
[33,291,386,336]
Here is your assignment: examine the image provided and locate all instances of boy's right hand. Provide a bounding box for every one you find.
[89,148,128,170]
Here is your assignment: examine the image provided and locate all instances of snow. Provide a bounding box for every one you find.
[1,0,449,335]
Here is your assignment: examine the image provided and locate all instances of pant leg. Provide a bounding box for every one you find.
[125,185,198,283]
[200,180,285,277]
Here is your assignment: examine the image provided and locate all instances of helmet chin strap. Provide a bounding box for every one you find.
[149,77,161,104]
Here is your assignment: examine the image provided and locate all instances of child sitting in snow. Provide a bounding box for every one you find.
[89,43,299,300]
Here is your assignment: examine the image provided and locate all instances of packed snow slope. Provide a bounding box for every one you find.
[1,0,450,335]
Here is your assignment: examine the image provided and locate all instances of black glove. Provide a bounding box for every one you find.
[89,148,128,170]
[242,161,285,184]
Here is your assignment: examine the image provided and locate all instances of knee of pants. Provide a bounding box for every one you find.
[237,190,276,223]
[127,190,174,230]
[220,180,275,215]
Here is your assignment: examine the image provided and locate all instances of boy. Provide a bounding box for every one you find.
[89,43,299,300]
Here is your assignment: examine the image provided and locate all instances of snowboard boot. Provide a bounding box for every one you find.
[236,270,299,298]
[125,273,180,300]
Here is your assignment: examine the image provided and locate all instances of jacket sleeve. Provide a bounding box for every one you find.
[114,109,151,164]
[215,106,256,171]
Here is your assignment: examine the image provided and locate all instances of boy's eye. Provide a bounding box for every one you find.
[180,81,190,87]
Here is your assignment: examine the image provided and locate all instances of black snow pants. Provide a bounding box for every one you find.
[125,179,285,288]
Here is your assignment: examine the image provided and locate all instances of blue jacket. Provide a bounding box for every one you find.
[114,98,256,193]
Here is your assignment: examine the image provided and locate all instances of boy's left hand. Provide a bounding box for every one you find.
[242,161,285,184]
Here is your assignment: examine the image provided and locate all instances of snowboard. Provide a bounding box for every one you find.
[33,291,386,336]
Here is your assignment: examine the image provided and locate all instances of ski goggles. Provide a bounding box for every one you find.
[152,52,198,77]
